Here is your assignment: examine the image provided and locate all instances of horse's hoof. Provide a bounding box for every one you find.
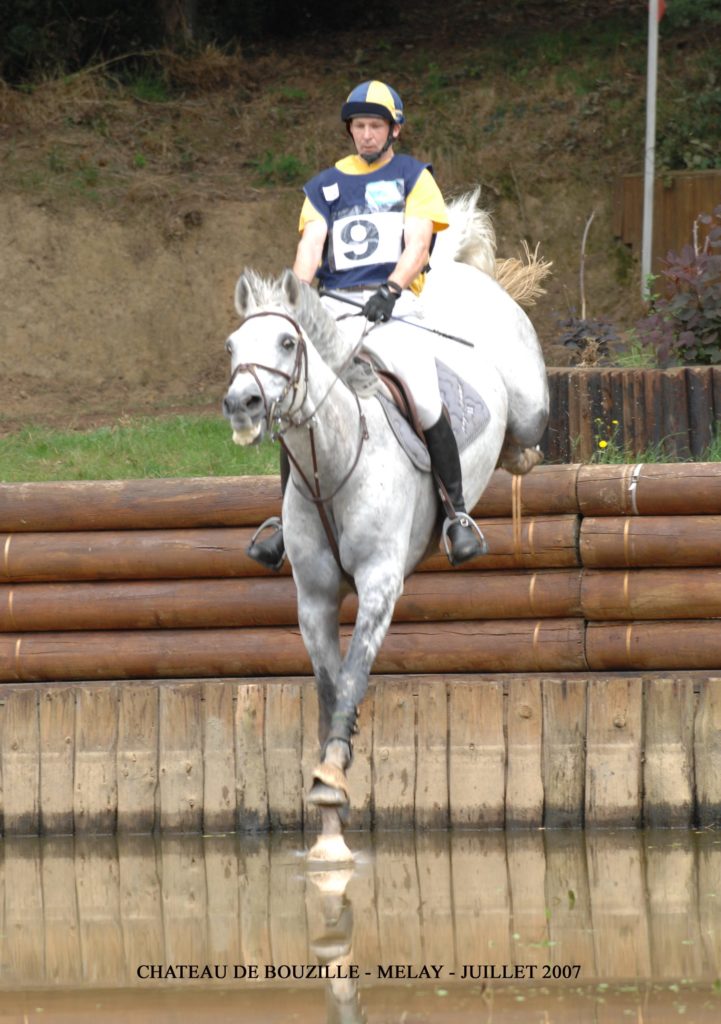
[306,781,349,814]
[307,834,355,865]
[308,762,350,810]
[503,445,544,475]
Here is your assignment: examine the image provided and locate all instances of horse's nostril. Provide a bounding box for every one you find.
[247,395,263,411]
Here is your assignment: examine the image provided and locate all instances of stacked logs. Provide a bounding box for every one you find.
[1,462,721,679]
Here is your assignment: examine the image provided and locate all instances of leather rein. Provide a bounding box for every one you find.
[228,310,369,575]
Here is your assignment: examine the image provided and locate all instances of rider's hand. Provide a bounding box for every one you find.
[362,281,402,323]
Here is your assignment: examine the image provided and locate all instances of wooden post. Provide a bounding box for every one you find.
[346,693,373,831]
[201,681,236,834]
[542,679,586,827]
[2,688,40,835]
[39,686,75,835]
[662,367,691,459]
[264,682,303,830]
[585,677,643,827]
[448,680,505,828]
[372,679,416,829]
[686,367,715,458]
[505,678,544,828]
[234,682,269,832]
[694,679,721,826]
[642,677,695,826]
[414,679,449,828]
[158,683,203,833]
[116,683,159,833]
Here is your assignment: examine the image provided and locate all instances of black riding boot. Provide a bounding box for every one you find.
[424,413,486,566]
[247,448,289,571]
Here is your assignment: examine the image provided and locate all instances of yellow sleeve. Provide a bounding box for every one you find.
[405,169,449,233]
[298,196,325,233]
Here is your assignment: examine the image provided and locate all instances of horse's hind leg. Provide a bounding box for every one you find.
[498,436,544,475]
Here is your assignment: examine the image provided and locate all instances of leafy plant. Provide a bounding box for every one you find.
[636,205,721,366]
[558,315,620,366]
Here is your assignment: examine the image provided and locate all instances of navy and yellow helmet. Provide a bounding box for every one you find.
[341,81,405,125]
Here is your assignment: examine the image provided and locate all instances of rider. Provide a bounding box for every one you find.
[247,80,485,570]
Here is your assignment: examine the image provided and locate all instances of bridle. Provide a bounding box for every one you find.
[227,309,369,573]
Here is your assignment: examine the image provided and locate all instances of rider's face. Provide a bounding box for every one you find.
[349,116,398,158]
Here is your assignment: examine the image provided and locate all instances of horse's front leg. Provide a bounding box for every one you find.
[294,571,353,861]
[311,563,404,801]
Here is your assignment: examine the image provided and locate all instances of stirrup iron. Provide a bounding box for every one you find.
[441,513,488,563]
[248,515,286,569]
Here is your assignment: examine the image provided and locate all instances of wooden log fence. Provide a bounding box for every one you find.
[542,366,721,463]
[0,463,720,832]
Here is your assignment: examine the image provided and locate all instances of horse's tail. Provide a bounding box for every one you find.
[430,187,497,277]
[430,187,552,308]
[495,241,553,308]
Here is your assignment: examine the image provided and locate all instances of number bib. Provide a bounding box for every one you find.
[302,154,431,289]
[330,210,404,272]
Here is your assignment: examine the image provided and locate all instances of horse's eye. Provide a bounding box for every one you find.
[225,339,233,354]
[280,334,296,351]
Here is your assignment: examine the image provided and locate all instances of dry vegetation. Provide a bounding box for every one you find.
[0,2,715,429]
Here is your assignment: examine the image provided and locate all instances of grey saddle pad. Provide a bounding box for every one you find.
[376,358,491,472]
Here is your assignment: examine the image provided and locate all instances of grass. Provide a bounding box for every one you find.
[584,419,721,465]
[0,415,280,482]
[3,413,720,483]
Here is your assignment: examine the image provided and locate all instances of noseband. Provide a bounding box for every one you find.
[228,310,309,430]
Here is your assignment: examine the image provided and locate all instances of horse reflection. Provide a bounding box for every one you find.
[307,866,365,1024]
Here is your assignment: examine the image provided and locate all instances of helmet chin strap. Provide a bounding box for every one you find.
[358,124,395,165]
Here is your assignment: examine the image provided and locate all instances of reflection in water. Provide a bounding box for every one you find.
[0,829,720,1016]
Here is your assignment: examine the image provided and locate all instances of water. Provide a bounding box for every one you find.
[0,829,720,1022]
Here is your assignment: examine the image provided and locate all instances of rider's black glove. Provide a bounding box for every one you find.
[362,281,402,323]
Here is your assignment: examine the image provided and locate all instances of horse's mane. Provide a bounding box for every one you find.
[240,268,352,371]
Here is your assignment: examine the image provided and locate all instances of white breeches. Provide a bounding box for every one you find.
[320,290,443,430]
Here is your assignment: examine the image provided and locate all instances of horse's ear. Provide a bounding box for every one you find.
[280,268,302,309]
[234,272,257,318]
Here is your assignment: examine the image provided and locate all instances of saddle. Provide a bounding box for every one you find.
[346,354,490,473]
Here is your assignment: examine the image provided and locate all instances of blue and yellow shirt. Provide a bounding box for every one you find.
[299,153,448,293]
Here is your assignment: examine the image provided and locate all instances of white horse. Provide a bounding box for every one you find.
[223,193,548,861]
